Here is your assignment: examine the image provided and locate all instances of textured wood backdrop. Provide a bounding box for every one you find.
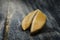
[0,0,60,40]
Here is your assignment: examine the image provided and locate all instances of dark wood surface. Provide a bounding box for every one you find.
[0,0,60,40]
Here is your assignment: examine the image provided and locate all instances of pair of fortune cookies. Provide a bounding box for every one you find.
[22,9,47,33]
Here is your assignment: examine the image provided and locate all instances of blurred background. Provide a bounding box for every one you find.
[0,0,60,40]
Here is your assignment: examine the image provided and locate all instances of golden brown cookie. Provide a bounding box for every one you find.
[30,9,47,33]
[22,10,37,30]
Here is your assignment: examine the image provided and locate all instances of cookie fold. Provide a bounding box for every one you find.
[31,9,47,33]
[22,10,37,30]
